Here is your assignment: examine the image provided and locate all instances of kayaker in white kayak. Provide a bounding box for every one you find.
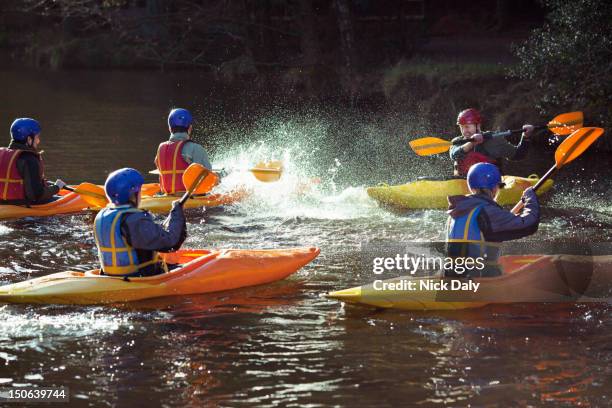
[450,108,534,177]
[154,108,213,195]
[0,118,67,205]
[94,168,186,277]
[446,163,540,277]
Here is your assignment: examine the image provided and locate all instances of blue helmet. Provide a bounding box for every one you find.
[168,108,192,128]
[104,168,145,205]
[467,163,503,191]
[10,118,41,142]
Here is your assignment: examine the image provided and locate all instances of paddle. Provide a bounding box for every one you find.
[511,127,605,214]
[149,160,284,183]
[160,164,215,230]
[249,160,283,183]
[63,183,108,208]
[409,111,584,157]
[180,163,218,199]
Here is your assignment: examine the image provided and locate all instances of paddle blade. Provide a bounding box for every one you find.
[250,160,283,182]
[141,183,161,197]
[182,163,218,195]
[555,127,604,168]
[548,111,583,135]
[72,182,108,208]
[408,137,452,156]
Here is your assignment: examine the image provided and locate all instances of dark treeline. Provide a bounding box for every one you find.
[1,1,610,149]
[1,1,541,72]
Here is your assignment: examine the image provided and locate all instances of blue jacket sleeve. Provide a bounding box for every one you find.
[122,205,186,252]
[478,188,540,241]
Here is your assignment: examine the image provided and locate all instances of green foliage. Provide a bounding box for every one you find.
[510,0,612,127]
[383,58,506,97]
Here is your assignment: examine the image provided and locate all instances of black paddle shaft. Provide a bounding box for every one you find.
[454,126,546,145]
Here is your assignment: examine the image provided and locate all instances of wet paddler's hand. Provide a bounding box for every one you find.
[521,186,536,202]
[470,133,484,145]
[522,124,534,139]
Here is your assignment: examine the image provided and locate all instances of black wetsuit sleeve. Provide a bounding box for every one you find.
[16,155,59,203]
[449,137,467,161]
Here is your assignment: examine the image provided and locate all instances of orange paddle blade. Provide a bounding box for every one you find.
[408,137,452,156]
[72,183,108,208]
[548,111,583,135]
[250,160,283,182]
[182,163,218,195]
[141,183,161,197]
[555,127,604,168]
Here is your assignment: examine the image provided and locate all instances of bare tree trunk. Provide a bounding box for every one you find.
[495,0,511,30]
[297,0,320,96]
[334,0,357,103]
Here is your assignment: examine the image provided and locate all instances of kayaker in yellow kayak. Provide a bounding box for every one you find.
[450,108,534,176]
[154,108,213,195]
[0,118,67,205]
[94,168,186,277]
[446,163,540,277]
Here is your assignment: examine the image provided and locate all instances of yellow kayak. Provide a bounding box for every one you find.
[328,255,612,311]
[367,175,553,210]
[0,247,320,305]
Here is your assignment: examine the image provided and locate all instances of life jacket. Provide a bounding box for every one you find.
[155,140,190,194]
[93,206,159,276]
[454,151,497,177]
[446,205,501,277]
[0,148,44,201]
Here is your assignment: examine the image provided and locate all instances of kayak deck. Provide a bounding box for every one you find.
[0,247,320,305]
[139,187,250,213]
[367,175,554,210]
[0,189,90,220]
[328,255,612,311]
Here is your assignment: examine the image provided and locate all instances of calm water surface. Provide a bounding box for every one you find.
[0,70,610,407]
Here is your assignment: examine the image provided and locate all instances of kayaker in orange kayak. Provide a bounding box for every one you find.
[446,163,540,277]
[450,108,534,176]
[154,108,213,195]
[94,168,186,277]
[0,118,67,205]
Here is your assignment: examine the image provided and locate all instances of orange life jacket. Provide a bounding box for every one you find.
[155,140,190,194]
[0,148,44,201]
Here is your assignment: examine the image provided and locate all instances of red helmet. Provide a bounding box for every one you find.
[457,108,482,125]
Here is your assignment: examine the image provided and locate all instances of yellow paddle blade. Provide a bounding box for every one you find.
[408,137,452,156]
[72,182,108,208]
[548,111,583,135]
[182,163,218,195]
[250,160,283,182]
[555,127,604,168]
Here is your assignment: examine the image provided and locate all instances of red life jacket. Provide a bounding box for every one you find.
[155,140,190,194]
[455,152,497,177]
[0,148,44,201]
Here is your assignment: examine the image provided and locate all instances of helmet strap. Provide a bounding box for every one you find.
[128,192,139,207]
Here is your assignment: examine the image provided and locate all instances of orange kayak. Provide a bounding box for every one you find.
[139,186,250,213]
[0,189,90,220]
[0,247,320,305]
